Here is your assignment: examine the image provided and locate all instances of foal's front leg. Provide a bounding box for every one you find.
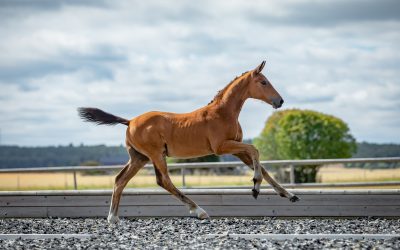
[216,140,263,199]
[234,153,300,202]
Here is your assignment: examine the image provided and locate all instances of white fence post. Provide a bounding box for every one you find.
[181,168,186,188]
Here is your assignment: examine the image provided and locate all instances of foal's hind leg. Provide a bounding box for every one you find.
[151,155,209,219]
[108,147,149,224]
[234,153,299,202]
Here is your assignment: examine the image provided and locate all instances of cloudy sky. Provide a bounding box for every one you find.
[1,0,399,146]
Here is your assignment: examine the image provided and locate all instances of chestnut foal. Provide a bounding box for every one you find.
[78,61,299,223]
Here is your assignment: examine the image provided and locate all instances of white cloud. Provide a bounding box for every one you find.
[0,0,399,145]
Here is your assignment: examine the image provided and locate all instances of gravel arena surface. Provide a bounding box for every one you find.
[0,218,399,249]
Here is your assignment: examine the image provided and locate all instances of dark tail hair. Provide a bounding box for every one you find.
[77,107,129,126]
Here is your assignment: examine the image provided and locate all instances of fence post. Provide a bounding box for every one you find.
[73,171,78,190]
[289,165,295,184]
[181,168,186,188]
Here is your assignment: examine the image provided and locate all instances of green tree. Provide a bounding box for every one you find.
[254,109,356,183]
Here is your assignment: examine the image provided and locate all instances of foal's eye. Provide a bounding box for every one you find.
[260,80,267,85]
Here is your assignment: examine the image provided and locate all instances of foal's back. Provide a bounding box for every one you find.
[126,106,223,158]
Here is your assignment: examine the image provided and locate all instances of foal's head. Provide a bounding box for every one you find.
[247,61,284,109]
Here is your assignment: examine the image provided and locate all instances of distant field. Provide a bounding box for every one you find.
[0,165,399,191]
[317,164,400,183]
[0,171,254,190]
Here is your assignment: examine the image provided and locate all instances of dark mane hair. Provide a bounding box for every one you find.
[208,71,249,105]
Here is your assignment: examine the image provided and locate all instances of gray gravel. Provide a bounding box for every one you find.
[0,217,399,249]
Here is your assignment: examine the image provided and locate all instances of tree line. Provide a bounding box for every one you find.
[0,144,129,169]
[1,109,399,171]
[0,141,398,169]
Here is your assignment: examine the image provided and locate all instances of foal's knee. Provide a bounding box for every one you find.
[245,145,259,160]
[252,147,260,160]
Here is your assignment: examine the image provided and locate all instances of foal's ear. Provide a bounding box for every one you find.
[253,61,266,76]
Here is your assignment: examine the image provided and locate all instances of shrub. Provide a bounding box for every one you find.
[254,109,356,183]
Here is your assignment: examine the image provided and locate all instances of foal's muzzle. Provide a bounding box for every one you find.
[272,98,284,109]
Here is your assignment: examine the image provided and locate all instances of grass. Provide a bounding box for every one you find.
[0,165,399,191]
[0,171,254,191]
[316,164,400,183]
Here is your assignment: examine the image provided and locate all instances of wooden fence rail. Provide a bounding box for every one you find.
[1,189,399,218]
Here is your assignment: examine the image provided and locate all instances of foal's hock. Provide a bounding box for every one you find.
[78,61,299,223]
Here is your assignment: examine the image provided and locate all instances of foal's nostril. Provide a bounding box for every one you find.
[272,98,284,108]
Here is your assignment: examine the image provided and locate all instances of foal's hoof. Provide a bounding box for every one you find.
[252,188,259,199]
[191,207,210,220]
[107,214,120,224]
[198,211,210,220]
[290,195,300,202]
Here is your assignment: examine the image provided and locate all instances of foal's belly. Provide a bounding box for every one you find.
[165,134,214,159]
[167,146,214,159]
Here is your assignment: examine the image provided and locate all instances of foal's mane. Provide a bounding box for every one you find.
[208,71,249,105]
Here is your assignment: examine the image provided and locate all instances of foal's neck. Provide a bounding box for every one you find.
[216,75,250,119]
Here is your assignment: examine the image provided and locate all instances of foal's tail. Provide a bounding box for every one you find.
[77,107,129,126]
